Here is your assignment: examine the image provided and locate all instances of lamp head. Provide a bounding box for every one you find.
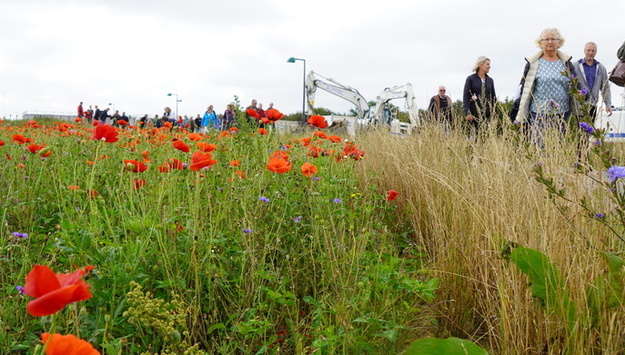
[167,93,173,97]
[287,57,296,63]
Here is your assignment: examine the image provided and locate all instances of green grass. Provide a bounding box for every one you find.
[0,120,437,354]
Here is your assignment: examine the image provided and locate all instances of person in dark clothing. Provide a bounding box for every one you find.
[429,86,453,131]
[463,56,497,133]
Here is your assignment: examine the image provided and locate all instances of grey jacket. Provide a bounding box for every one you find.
[576,59,611,108]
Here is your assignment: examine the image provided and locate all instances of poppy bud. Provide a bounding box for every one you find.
[125,162,136,171]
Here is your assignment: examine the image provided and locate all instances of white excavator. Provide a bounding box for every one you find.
[305,70,419,135]
[367,84,420,135]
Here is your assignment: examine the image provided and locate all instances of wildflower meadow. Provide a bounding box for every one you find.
[3,84,625,354]
[1,116,441,354]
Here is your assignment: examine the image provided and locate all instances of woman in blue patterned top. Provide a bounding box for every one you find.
[514,28,578,144]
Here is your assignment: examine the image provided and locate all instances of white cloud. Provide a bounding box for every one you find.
[0,0,624,119]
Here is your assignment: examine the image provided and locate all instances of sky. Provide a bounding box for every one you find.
[1,0,624,120]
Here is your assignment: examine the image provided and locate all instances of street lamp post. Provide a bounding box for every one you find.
[167,93,182,120]
[287,57,306,124]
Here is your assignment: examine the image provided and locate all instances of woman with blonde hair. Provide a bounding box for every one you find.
[462,56,497,134]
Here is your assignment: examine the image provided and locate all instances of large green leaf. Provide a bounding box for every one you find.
[404,337,488,354]
[509,247,577,328]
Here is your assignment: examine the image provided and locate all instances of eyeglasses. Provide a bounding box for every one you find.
[439,89,446,92]
[541,38,560,42]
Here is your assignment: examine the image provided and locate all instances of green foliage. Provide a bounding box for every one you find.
[504,246,577,329]
[404,337,489,354]
[0,119,437,353]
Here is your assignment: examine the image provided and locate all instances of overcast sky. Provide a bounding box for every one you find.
[1,0,624,119]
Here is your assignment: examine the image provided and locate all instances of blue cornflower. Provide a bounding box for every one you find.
[595,213,605,219]
[259,196,270,203]
[12,232,28,238]
[15,285,26,295]
[579,122,595,134]
[607,165,625,182]
[333,198,342,203]
[242,228,253,234]
[293,216,302,222]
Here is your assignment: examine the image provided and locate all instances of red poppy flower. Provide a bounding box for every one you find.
[188,133,203,141]
[190,151,217,171]
[92,124,119,143]
[74,117,82,123]
[141,150,151,163]
[387,189,399,201]
[270,151,289,160]
[158,164,171,173]
[267,158,292,174]
[124,160,148,173]
[246,108,260,119]
[12,134,33,145]
[313,131,328,139]
[41,333,100,355]
[307,145,322,158]
[258,128,268,135]
[0,140,5,146]
[26,144,45,154]
[133,179,146,190]
[307,115,328,129]
[167,158,184,170]
[67,185,81,190]
[301,162,318,177]
[23,265,93,317]
[234,169,246,179]
[172,138,190,152]
[266,108,284,121]
[229,160,241,167]
[26,144,51,157]
[196,142,217,152]
[327,135,342,143]
[117,119,129,126]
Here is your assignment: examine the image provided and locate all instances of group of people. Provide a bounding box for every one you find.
[428,27,624,142]
[77,102,240,132]
[77,103,130,126]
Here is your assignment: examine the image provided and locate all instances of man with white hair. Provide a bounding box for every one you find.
[577,42,612,120]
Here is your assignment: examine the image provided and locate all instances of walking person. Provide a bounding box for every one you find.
[463,56,497,136]
[222,103,236,131]
[201,105,219,132]
[512,27,579,145]
[576,42,612,120]
[429,86,454,131]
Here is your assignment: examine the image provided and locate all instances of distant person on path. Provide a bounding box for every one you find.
[84,107,93,123]
[576,42,612,120]
[245,99,262,127]
[463,56,497,134]
[77,102,84,119]
[202,105,219,131]
[429,86,454,130]
[222,103,236,131]
[94,105,101,122]
[513,28,578,144]
[100,108,110,123]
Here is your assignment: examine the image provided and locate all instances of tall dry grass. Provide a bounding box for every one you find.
[357,122,625,354]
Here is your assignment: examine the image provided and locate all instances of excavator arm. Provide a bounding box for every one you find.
[305,71,370,119]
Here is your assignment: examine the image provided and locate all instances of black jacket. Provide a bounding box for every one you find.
[462,73,496,119]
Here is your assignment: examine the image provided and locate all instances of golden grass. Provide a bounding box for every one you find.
[357,123,625,354]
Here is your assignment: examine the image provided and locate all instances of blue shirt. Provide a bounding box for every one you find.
[579,59,597,92]
[530,58,570,114]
